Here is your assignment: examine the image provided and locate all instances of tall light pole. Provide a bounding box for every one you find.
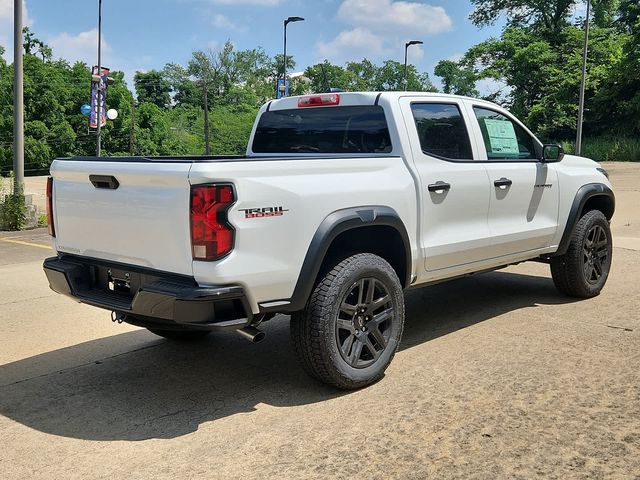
[576,0,591,156]
[404,40,423,91]
[281,16,304,98]
[13,0,24,186]
[96,0,103,157]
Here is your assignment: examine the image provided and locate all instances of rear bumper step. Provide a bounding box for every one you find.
[43,255,252,330]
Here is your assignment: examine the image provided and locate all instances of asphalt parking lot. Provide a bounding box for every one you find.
[1,163,639,479]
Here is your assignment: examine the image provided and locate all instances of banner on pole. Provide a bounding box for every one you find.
[90,66,110,129]
[276,79,289,99]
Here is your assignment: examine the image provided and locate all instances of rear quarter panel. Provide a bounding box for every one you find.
[189,157,418,312]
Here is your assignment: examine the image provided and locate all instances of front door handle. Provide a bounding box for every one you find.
[494,178,513,189]
[428,182,451,193]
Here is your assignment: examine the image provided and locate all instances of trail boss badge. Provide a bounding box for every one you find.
[239,206,289,219]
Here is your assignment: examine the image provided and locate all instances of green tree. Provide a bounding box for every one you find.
[434,60,479,96]
[469,0,617,37]
[461,23,625,139]
[592,1,640,135]
[304,61,354,92]
[346,59,378,91]
[134,70,171,108]
[373,60,437,92]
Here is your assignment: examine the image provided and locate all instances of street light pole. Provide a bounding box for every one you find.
[13,0,24,186]
[404,40,423,91]
[281,16,304,98]
[96,0,103,157]
[576,0,591,156]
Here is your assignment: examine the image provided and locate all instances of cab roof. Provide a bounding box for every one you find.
[264,91,499,112]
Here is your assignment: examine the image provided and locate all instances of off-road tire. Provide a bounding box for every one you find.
[550,210,612,298]
[147,328,211,342]
[291,253,405,390]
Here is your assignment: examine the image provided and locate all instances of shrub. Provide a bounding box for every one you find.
[0,173,27,231]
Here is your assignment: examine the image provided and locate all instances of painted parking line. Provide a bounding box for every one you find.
[0,238,53,250]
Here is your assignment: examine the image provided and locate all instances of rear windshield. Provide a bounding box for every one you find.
[252,106,393,154]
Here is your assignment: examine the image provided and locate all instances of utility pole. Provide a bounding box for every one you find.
[129,98,136,155]
[576,0,591,156]
[13,0,24,187]
[96,0,103,157]
[203,84,210,155]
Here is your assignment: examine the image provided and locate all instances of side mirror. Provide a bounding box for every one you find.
[542,144,565,163]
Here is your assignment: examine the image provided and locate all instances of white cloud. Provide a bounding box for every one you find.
[213,14,234,28]
[337,0,452,36]
[316,0,451,64]
[316,28,387,63]
[447,52,464,62]
[0,0,33,60]
[212,13,246,31]
[48,29,113,67]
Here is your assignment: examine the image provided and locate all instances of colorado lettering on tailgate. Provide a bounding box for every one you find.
[239,206,289,219]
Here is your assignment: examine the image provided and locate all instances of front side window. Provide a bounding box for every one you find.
[411,103,473,160]
[252,106,392,154]
[473,107,538,160]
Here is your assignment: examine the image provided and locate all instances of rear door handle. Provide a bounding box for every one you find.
[494,178,513,189]
[427,182,451,193]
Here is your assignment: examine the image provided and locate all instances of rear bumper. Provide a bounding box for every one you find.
[43,255,253,331]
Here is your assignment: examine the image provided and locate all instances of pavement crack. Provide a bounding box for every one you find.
[607,325,634,332]
[0,295,53,306]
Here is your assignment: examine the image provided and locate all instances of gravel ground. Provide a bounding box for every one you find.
[0,163,638,479]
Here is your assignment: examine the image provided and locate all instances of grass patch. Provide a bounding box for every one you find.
[38,213,48,227]
[562,136,640,162]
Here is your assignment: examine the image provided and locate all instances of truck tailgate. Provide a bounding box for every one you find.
[51,160,193,276]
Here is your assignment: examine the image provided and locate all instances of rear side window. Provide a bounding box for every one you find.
[473,107,538,160]
[411,103,473,160]
[252,106,392,154]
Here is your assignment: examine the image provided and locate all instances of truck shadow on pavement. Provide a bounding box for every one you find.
[0,270,577,441]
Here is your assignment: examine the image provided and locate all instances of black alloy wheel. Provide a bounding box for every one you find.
[582,224,609,285]
[336,278,394,369]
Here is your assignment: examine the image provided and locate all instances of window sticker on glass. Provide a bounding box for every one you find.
[483,119,519,155]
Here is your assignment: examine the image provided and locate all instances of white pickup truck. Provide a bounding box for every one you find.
[44,92,615,389]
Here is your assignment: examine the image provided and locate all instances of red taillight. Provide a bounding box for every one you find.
[298,93,340,108]
[46,176,55,237]
[190,184,235,261]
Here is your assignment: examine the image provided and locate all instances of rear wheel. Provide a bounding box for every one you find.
[147,328,211,342]
[550,210,612,298]
[291,253,405,390]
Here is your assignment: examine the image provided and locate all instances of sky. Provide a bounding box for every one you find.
[0,0,507,93]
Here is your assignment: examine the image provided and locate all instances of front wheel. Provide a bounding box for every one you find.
[291,253,405,390]
[550,210,613,298]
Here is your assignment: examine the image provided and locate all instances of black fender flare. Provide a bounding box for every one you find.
[260,206,412,313]
[553,183,615,257]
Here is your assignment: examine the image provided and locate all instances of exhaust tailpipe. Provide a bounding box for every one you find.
[237,326,265,343]
[111,311,127,324]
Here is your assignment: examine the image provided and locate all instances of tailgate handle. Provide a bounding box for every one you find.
[90,175,120,190]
